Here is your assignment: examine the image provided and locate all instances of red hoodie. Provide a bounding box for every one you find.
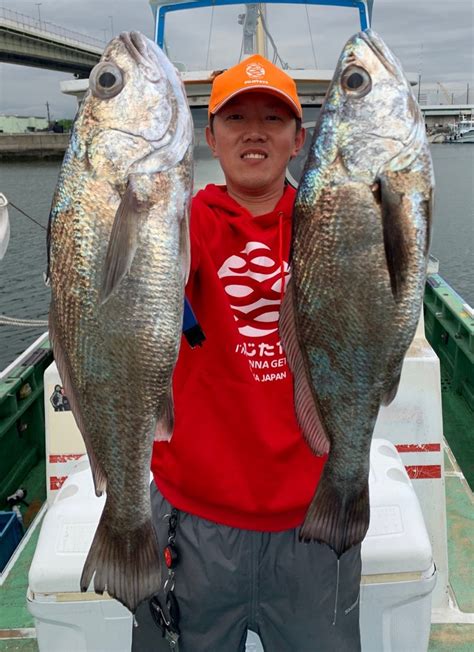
[151,183,327,531]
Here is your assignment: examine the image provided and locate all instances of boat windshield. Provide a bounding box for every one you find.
[192,105,320,192]
[161,3,361,72]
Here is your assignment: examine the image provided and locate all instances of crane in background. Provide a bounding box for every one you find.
[437,82,452,104]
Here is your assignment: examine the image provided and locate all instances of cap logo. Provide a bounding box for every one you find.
[245,62,266,79]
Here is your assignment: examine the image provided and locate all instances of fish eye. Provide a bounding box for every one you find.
[89,63,124,99]
[341,66,371,97]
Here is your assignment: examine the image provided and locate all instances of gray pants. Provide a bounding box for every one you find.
[132,482,361,652]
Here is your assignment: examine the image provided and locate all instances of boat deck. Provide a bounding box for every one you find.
[0,304,473,650]
[0,437,473,651]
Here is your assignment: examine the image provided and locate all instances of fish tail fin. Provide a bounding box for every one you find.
[80,501,161,613]
[300,474,370,556]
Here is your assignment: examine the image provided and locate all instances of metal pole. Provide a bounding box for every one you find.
[256,3,267,58]
[467,83,470,104]
[242,5,258,55]
[35,3,42,26]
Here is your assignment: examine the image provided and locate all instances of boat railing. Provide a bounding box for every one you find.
[424,274,474,410]
[149,0,372,49]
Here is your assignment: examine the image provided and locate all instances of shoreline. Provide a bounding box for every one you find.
[0,133,68,160]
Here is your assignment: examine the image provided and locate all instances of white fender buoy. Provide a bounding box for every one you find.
[0,193,10,260]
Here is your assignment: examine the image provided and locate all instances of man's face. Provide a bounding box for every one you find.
[205,92,305,196]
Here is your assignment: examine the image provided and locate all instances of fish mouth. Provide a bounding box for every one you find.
[358,29,399,79]
[120,31,148,64]
[119,31,163,82]
[357,29,424,151]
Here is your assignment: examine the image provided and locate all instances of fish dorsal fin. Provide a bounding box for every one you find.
[378,175,410,301]
[279,280,330,455]
[49,303,107,496]
[99,183,140,304]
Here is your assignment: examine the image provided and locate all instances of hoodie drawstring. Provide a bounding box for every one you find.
[278,211,285,304]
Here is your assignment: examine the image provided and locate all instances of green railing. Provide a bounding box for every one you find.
[0,340,53,502]
[424,273,474,411]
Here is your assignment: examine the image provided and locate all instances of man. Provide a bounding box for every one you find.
[133,54,361,652]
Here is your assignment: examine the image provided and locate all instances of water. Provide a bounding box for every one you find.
[0,146,473,371]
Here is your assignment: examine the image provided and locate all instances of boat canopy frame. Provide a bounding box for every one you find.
[154,0,372,49]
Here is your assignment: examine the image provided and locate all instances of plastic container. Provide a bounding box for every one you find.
[359,439,437,652]
[43,361,87,506]
[0,511,23,572]
[373,320,447,609]
[28,441,436,651]
[27,458,132,652]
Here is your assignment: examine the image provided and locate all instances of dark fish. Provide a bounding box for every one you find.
[280,29,434,555]
[47,31,193,611]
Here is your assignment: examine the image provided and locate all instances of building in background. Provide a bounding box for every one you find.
[0,115,48,133]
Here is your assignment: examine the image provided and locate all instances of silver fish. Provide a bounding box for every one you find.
[47,31,193,611]
[280,29,434,555]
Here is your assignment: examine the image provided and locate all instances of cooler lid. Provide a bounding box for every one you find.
[362,439,433,576]
[29,441,433,594]
[29,458,154,595]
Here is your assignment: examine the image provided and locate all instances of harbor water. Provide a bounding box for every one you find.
[0,144,473,371]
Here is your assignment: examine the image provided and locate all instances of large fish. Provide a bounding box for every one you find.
[47,32,193,611]
[280,29,433,556]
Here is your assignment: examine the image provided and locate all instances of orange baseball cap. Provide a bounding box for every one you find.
[208,54,302,119]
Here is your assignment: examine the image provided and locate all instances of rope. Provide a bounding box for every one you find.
[0,315,48,327]
[8,201,47,231]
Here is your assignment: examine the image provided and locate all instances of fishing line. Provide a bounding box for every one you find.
[205,5,215,69]
[9,201,47,232]
[258,9,288,69]
[1,200,49,328]
[305,4,318,69]
[238,34,244,63]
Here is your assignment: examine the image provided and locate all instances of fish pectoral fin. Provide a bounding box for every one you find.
[300,472,370,557]
[99,182,141,304]
[279,280,330,455]
[49,304,107,496]
[378,175,410,301]
[154,385,174,442]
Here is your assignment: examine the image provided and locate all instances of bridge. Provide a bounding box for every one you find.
[421,104,474,128]
[0,7,103,77]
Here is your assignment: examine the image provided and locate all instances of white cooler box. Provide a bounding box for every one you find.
[27,440,436,652]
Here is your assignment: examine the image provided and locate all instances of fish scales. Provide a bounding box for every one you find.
[47,32,193,611]
[280,29,433,556]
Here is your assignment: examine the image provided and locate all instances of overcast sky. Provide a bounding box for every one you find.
[1,0,473,119]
